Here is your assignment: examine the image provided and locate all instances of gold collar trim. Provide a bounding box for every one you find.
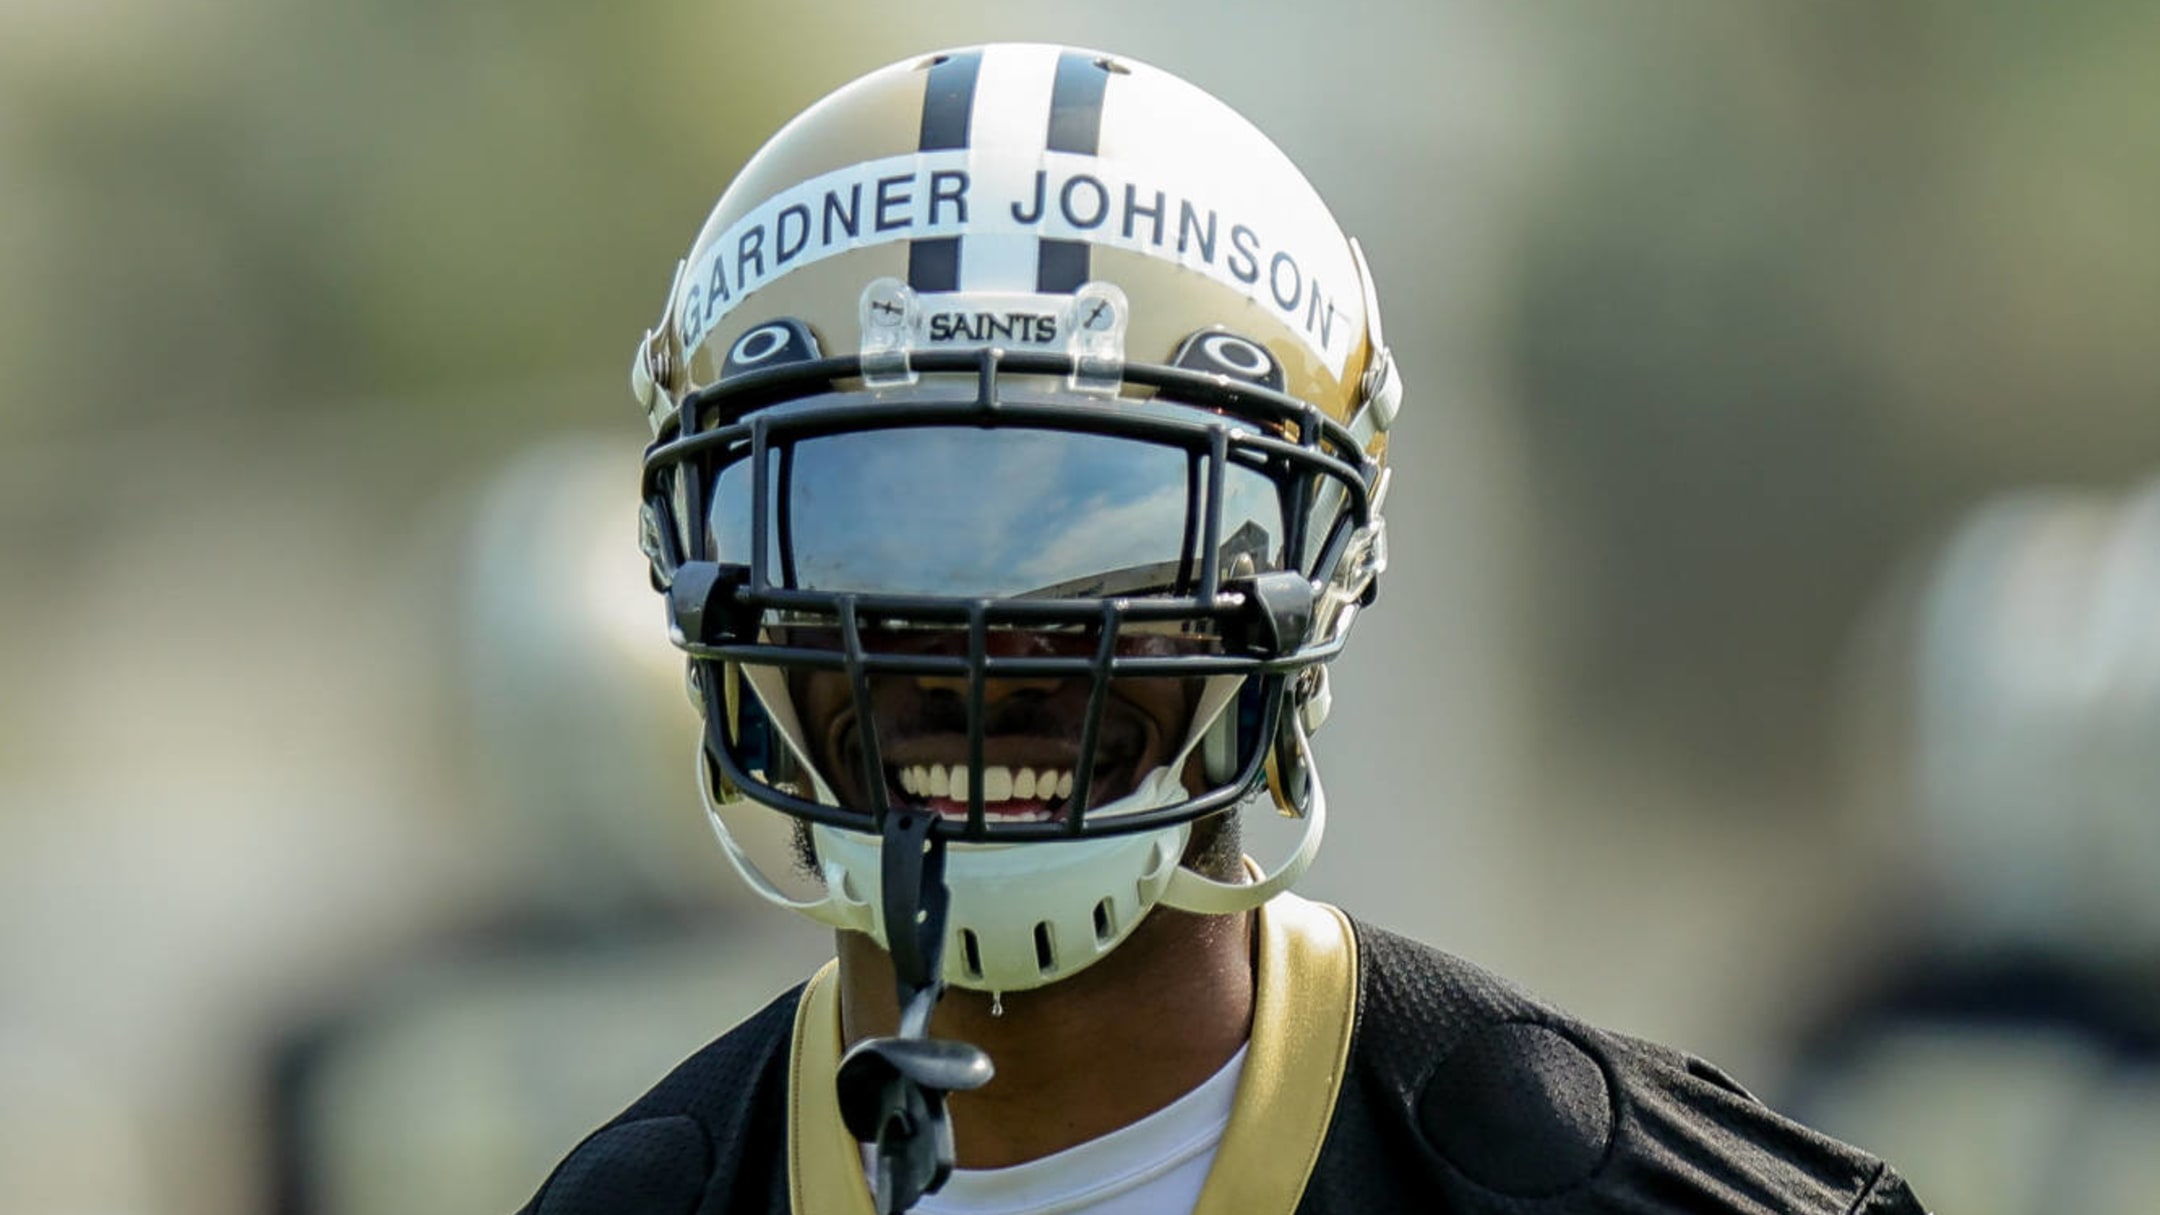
[786,893,1358,1213]
[789,958,872,1215]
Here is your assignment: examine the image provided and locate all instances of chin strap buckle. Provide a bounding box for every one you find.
[834,811,995,1214]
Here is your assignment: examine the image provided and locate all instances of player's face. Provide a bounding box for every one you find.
[787,629,1202,823]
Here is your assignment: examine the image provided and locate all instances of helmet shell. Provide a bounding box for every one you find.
[640,43,1386,438]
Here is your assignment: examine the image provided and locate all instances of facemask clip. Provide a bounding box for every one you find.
[860,278,923,389]
[666,562,756,646]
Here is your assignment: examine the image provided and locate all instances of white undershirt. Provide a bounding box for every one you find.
[865,1044,1250,1215]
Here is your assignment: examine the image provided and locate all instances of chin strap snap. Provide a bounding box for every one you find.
[834,810,995,1214]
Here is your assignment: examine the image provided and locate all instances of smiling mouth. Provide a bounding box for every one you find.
[809,665,1181,826]
[894,762,1078,823]
[831,717,1159,825]
[858,740,1151,824]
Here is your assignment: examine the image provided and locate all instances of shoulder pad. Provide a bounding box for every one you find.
[532,1116,707,1215]
[1415,1019,1613,1195]
[1317,918,1922,1214]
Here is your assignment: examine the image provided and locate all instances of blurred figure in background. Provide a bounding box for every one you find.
[261,438,825,1215]
[1790,477,2160,1214]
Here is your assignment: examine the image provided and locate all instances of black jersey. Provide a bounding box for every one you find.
[518,894,1924,1214]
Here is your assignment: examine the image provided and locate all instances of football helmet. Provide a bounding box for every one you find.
[1902,477,2160,962]
[631,43,1400,996]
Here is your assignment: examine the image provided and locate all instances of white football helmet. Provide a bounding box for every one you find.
[1903,477,2160,963]
[630,44,1400,994]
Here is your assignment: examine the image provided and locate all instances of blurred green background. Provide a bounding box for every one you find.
[4,2,2157,1213]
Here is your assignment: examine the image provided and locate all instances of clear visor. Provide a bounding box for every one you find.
[703,419,1289,601]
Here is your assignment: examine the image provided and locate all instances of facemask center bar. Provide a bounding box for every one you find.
[1067,600,1125,836]
[839,596,894,828]
[965,604,986,834]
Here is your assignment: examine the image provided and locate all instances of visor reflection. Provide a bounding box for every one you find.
[707,426,1284,598]
[771,624,1221,659]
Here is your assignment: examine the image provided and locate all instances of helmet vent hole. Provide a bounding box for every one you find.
[960,929,983,980]
[918,53,951,70]
[1092,898,1116,944]
[1033,922,1057,975]
[1093,56,1131,75]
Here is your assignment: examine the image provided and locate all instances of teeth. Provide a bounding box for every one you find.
[900,764,1077,804]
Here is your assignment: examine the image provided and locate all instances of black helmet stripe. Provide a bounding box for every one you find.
[917,50,982,151]
[907,237,962,293]
[907,50,981,292]
[1045,49,1109,155]
[1036,239,1092,294]
[1034,51,1111,293]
